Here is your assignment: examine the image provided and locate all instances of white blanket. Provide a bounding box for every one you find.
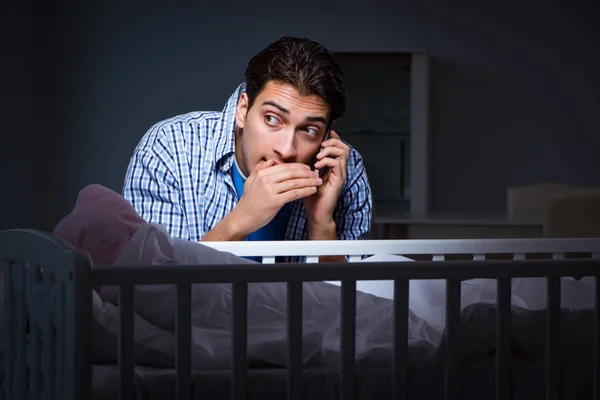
[336,254,596,333]
[90,224,597,370]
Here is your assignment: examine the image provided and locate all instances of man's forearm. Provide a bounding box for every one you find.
[201,209,249,242]
[307,218,346,263]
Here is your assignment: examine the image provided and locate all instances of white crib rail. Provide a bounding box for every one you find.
[202,238,600,262]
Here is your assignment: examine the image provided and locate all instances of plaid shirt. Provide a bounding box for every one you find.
[122,83,372,244]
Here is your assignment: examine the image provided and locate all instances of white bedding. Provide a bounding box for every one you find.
[336,253,597,334]
[90,224,597,371]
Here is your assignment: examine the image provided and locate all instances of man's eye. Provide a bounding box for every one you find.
[265,115,278,125]
[306,127,318,136]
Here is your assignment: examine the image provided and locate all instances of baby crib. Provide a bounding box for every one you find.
[1,228,600,400]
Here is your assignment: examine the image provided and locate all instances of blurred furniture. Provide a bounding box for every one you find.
[507,182,600,238]
[544,189,600,238]
[372,212,543,239]
[372,183,600,240]
[507,183,575,221]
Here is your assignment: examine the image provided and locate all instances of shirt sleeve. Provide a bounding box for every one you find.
[334,149,373,240]
[122,140,190,240]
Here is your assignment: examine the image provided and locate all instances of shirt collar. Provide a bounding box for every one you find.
[214,82,246,170]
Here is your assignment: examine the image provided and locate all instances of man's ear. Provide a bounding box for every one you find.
[235,93,249,129]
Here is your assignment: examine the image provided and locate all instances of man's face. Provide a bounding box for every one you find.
[234,80,330,177]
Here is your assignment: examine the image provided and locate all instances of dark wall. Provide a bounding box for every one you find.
[2,2,599,231]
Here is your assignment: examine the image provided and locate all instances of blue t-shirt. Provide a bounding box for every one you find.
[231,158,291,260]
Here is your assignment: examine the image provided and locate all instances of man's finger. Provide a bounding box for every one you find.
[321,139,349,151]
[269,168,320,184]
[275,177,322,194]
[279,186,318,204]
[252,159,276,175]
[316,146,345,160]
[314,157,345,180]
[258,162,311,175]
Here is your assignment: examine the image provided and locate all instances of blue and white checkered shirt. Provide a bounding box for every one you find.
[122,83,372,243]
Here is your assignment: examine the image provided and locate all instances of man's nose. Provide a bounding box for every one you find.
[273,130,297,160]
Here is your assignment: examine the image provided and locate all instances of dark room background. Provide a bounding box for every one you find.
[2,1,599,232]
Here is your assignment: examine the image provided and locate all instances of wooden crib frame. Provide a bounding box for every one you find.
[1,228,600,400]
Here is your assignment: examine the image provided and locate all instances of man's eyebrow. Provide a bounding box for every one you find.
[263,101,328,125]
[263,101,289,113]
[306,116,328,125]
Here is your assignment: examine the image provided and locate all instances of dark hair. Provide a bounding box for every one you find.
[244,36,346,125]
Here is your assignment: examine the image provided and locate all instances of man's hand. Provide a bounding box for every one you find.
[236,160,322,234]
[303,130,349,239]
[203,160,322,241]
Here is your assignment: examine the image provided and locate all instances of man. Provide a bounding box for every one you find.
[122,36,372,261]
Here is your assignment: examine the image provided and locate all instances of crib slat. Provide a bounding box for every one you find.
[232,282,248,400]
[594,276,600,400]
[433,254,445,262]
[43,275,56,400]
[54,283,65,399]
[3,262,14,400]
[348,255,361,263]
[14,262,27,400]
[29,264,42,400]
[305,256,319,263]
[341,280,356,400]
[176,284,192,400]
[262,256,275,264]
[119,284,135,400]
[496,278,511,400]
[552,253,565,260]
[393,279,409,400]
[513,253,525,260]
[546,277,561,400]
[473,254,485,261]
[445,279,461,400]
[287,282,303,400]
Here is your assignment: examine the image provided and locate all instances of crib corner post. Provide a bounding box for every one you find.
[70,251,94,400]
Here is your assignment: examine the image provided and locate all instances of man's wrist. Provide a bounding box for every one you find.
[307,217,337,240]
[202,207,250,241]
[226,207,252,240]
[307,217,346,263]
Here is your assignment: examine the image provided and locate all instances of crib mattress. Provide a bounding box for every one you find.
[91,359,594,400]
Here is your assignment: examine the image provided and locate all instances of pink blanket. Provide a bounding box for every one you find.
[53,184,146,266]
